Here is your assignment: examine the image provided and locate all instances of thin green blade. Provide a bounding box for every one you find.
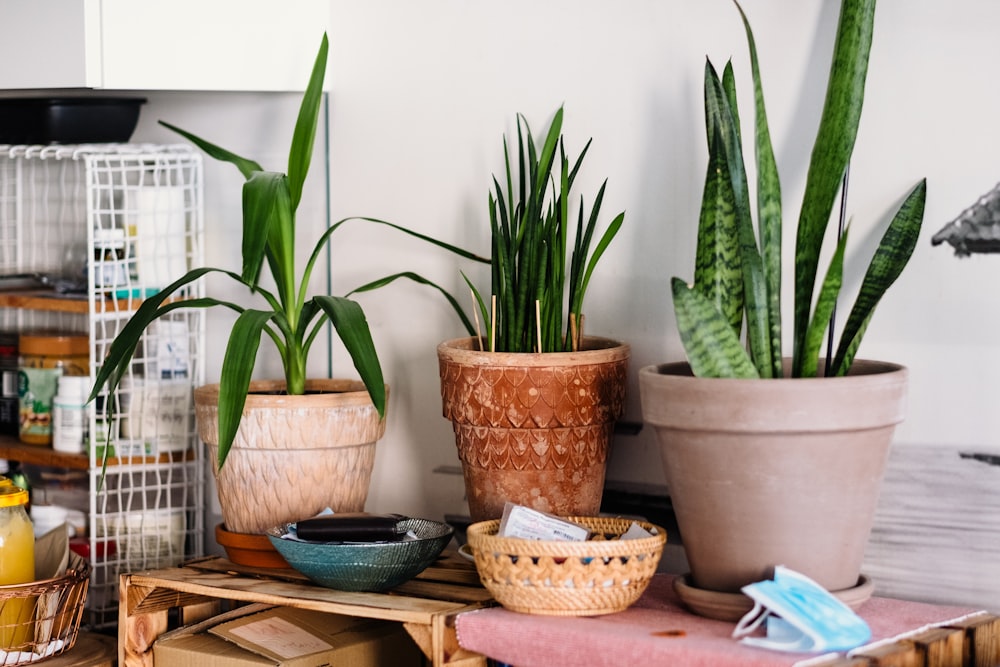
[287,33,328,212]
[800,229,849,377]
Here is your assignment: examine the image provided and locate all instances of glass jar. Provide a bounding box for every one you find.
[18,331,89,446]
[0,486,35,651]
[0,333,18,436]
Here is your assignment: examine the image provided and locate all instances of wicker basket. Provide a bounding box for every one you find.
[0,553,90,664]
[466,516,667,616]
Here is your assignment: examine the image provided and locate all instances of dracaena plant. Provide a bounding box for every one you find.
[89,32,485,468]
[672,0,926,379]
[468,107,625,353]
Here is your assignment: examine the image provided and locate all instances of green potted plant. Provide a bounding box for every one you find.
[638,0,926,619]
[437,107,629,522]
[89,33,485,555]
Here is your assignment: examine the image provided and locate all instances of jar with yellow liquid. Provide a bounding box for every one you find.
[0,485,34,651]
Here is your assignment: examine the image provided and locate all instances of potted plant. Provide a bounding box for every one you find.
[89,33,486,555]
[638,0,926,618]
[438,107,629,522]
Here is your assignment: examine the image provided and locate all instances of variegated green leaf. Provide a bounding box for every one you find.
[673,277,758,379]
[831,179,926,375]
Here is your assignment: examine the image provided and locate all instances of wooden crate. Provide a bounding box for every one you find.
[119,551,493,666]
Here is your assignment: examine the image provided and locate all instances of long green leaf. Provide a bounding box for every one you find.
[792,0,876,374]
[315,296,386,418]
[831,179,926,375]
[287,33,328,211]
[736,0,783,379]
[347,271,477,336]
[800,229,849,377]
[693,120,743,335]
[708,63,773,376]
[216,310,272,468]
[158,121,262,179]
[672,278,758,379]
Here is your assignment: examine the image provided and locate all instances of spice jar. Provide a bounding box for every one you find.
[93,227,129,289]
[0,486,35,651]
[18,331,89,446]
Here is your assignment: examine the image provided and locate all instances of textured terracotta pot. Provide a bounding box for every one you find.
[639,360,907,597]
[438,336,629,522]
[195,379,388,535]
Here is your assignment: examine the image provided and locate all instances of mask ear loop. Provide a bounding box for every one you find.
[732,600,770,639]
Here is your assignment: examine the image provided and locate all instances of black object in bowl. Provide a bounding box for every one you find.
[0,96,147,145]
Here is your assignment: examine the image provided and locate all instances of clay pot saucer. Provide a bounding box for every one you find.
[673,572,874,622]
[215,523,290,569]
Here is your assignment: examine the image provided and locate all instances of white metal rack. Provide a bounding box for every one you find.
[0,143,206,627]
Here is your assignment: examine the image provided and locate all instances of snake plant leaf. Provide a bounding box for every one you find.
[830,179,926,375]
[347,271,478,336]
[672,277,758,379]
[287,32,327,212]
[736,0,783,379]
[792,0,876,375]
[216,309,272,469]
[315,295,386,418]
[575,210,625,315]
[157,121,262,179]
[694,123,743,335]
[706,60,774,377]
[800,228,849,378]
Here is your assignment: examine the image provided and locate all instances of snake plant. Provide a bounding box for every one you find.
[468,107,625,353]
[672,0,926,379]
[89,33,487,468]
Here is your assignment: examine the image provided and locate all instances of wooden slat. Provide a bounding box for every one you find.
[126,569,476,624]
[943,614,1000,667]
[0,439,194,471]
[852,641,923,667]
[909,627,965,667]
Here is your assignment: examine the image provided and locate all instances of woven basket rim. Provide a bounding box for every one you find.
[467,516,667,554]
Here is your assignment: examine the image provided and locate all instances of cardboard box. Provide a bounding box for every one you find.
[153,604,423,666]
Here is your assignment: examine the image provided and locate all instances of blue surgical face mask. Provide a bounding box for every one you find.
[732,566,871,653]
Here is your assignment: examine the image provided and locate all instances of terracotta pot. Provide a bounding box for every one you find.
[438,336,629,522]
[639,360,907,598]
[195,379,388,535]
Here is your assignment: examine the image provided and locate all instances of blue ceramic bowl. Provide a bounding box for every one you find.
[267,518,454,592]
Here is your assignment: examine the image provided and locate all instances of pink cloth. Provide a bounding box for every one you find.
[455,574,981,667]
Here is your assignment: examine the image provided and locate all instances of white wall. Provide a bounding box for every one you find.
[135,1,1000,603]
[321,0,1000,510]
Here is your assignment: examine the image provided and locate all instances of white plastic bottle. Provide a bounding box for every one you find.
[52,375,89,454]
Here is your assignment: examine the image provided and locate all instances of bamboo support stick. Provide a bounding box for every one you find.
[535,300,542,353]
[490,295,497,353]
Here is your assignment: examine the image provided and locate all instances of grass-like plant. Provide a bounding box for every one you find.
[89,33,486,468]
[469,107,625,353]
[672,0,926,379]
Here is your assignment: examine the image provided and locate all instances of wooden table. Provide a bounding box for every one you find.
[118,551,493,666]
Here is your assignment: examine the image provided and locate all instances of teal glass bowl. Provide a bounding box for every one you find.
[267,518,454,592]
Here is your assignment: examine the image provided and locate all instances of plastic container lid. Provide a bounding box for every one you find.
[0,486,28,507]
[19,331,89,356]
[94,227,126,248]
[57,375,91,398]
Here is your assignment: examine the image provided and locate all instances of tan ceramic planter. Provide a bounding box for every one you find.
[438,336,629,522]
[639,360,907,596]
[195,379,388,535]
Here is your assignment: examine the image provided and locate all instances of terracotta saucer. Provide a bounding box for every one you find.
[673,573,874,622]
[215,523,290,569]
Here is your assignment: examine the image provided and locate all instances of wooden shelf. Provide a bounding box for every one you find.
[0,437,196,470]
[0,289,144,315]
[120,553,494,666]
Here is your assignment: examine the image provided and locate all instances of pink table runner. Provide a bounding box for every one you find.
[455,574,981,667]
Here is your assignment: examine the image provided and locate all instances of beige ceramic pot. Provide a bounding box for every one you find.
[195,378,388,535]
[438,336,629,522]
[639,359,907,597]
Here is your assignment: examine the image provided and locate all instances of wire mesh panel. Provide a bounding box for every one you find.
[0,143,206,628]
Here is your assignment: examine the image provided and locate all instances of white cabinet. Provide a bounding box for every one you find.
[0,0,329,91]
